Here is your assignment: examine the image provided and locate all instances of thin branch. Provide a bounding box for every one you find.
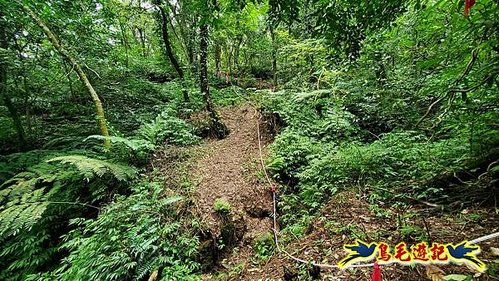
[83,62,101,79]
[415,94,448,127]
[416,48,481,127]
[46,201,101,210]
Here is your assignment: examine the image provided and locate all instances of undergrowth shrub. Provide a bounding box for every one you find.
[0,153,137,280]
[0,80,205,279]
[276,131,472,227]
[267,128,323,185]
[261,90,362,142]
[42,182,200,281]
[261,87,492,230]
[211,86,246,107]
[136,111,200,146]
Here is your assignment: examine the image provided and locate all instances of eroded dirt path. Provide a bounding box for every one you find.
[186,104,499,281]
[191,104,274,278]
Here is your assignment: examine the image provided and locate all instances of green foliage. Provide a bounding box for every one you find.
[314,0,406,59]
[211,86,246,107]
[253,233,275,262]
[0,154,134,238]
[86,135,156,164]
[213,198,231,214]
[277,38,330,86]
[271,126,475,227]
[267,128,322,183]
[0,151,141,280]
[1,0,498,279]
[263,0,499,234]
[48,155,138,181]
[36,182,200,281]
[137,111,200,146]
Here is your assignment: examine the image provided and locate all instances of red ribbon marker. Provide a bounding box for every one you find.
[371,261,382,281]
[464,0,476,17]
[270,184,277,193]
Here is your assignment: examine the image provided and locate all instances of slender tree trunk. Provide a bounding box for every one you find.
[2,95,27,150]
[156,1,190,102]
[62,62,77,102]
[186,20,197,74]
[215,42,221,75]
[22,74,32,135]
[12,35,32,138]
[200,24,228,139]
[165,1,191,66]
[234,35,242,71]
[117,18,129,68]
[187,30,196,71]
[0,15,27,150]
[23,5,110,148]
[270,25,277,89]
[137,28,147,57]
[228,44,232,74]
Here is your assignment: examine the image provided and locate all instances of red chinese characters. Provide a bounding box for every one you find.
[412,242,429,262]
[377,242,391,262]
[430,243,448,262]
[338,239,484,272]
[394,242,411,262]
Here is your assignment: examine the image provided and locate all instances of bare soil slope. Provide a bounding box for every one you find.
[191,104,275,278]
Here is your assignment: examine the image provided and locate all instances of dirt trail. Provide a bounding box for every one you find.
[188,104,499,280]
[191,104,273,276]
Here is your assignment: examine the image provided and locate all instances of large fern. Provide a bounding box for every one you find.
[47,155,137,181]
[0,155,137,241]
[84,135,155,153]
[0,163,62,240]
[55,182,200,281]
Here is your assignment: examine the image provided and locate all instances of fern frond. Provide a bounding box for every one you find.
[47,155,138,181]
[158,196,182,208]
[0,166,54,240]
[85,135,155,152]
[294,89,331,101]
[0,202,49,238]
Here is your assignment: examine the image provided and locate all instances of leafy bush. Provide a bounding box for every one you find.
[0,153,138,280]
[253,233,275,262]
[46,182,200,281]
[267,128,323,184]
[274,130,474,227]
[263,1,499,233]
[136,111,200,146]
[211,86,246,107]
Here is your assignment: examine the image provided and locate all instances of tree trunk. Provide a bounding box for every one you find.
[0,11,27,150]
[270,25,277,89]
[23,5,110,148]
[164,1,190,66]
[187,31,196,71]
[137,28,147,57]
[186,21,197,74]
[215,42,221,75]
[156,1,189,102]
[117,18,129,68]
[234,35,242,71]
[2,95,27,150]
[200,24,228,139]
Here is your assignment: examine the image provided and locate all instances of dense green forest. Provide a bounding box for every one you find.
[0,0,498,280]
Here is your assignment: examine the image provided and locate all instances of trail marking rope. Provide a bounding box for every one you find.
[236,88,499,271]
